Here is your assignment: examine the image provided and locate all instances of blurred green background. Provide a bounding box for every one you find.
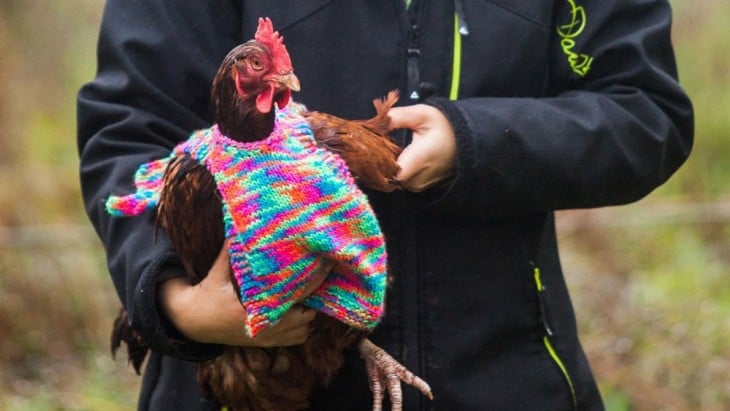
[0,0,727,410]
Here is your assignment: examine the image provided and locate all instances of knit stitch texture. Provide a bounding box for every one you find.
[107,103,387,337]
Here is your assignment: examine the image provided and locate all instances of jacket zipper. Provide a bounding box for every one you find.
[533,267,578,411]
[405,0,424,102]
[398,4,426,409]
[449,1,468,100]
[398,4,468,409]
[408,1,468,102]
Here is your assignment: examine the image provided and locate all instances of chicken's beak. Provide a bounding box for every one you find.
[277,72,301,92]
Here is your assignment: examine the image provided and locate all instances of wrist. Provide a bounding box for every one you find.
[158,275,253,345]
[158,277,199,339]
[416,97,472,209]
[130,255,224,361]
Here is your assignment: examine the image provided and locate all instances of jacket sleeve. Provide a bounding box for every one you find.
[77,0,242,360]
[422,0,693,216]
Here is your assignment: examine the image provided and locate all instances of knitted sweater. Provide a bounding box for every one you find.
[107,103,387,337]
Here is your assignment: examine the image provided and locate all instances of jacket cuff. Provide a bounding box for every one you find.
[129,253,224,362]
[409,97,474,211]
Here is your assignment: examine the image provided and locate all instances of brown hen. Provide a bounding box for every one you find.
[111,17,430,411]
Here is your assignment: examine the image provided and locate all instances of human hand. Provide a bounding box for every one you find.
[159,244,332,347]
[388,104,456,192]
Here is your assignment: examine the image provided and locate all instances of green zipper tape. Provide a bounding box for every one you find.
[449,12,462,101]
[534,268,578,411]
[543,336,578,410]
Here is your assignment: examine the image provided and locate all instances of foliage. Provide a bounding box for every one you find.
[0,0,727,410]
[556,1,730,409]
[0,0,141,409]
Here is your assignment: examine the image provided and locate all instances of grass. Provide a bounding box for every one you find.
[0,222,141,410]
[558,206,730,410]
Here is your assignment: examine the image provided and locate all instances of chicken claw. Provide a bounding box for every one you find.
[359,338,434,411]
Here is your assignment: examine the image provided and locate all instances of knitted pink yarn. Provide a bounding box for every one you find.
[107,103,387,337]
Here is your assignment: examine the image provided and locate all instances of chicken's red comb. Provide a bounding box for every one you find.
[255,17,293,71]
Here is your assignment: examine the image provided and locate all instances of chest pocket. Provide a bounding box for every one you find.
[459,0,554,98]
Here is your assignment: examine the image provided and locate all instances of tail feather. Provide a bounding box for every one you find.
[363,90,400,136]
[111,307,149,375]
[306,90,402,192]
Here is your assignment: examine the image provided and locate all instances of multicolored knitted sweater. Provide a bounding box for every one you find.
[106,103,387,337]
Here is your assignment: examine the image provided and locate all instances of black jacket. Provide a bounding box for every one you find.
[77,1,692,410]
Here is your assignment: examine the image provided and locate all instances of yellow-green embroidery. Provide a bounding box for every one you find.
[557,0,593,77]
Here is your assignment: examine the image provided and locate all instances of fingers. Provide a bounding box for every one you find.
[249,306,316,347]
[253,259,333,345]
[298,259,335,300]
[394,143,427,188]
[277,306,317,332]
[389,105,431,188]
[319,259,337,274]
[396,136,456,192]
[388,105,457,192]
[276,307,316,345]
[389,105,430,186]
[387,105,429,131]
[161,242,321,347]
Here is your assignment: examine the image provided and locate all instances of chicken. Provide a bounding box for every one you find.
[109,18,431,411]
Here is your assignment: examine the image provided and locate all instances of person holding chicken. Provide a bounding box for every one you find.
[78,1,693,410]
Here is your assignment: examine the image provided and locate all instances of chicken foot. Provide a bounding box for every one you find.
[359,338,433,411]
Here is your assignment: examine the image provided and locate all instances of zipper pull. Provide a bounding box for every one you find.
[533,267,555,337]
[454,0,470,35]
[407,24,421,102]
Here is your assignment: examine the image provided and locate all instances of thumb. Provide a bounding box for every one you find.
[388,105,428,132]
[395,141,426,184]
[389,105,429,184]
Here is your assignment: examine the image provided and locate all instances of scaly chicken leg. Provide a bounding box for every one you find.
[359,338,434,411]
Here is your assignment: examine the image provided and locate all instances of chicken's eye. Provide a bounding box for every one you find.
[250,58,263,71]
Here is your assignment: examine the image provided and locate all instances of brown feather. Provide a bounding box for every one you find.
[211,41,280,142]
[110,27,403,409]
[109,55,400,408]
[110,307,148,375]
[157,155,224,284]
[110,88,400,407]
[305,90,402,192]
[158,154,370,410]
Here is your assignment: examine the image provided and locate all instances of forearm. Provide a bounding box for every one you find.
[157,251,324,349]
[77,0,241,359]
[156,246,333,347]
[417,0,692,216]
[422,90,691,215]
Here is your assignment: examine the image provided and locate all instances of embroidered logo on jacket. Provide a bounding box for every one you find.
[557,0,593,77]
